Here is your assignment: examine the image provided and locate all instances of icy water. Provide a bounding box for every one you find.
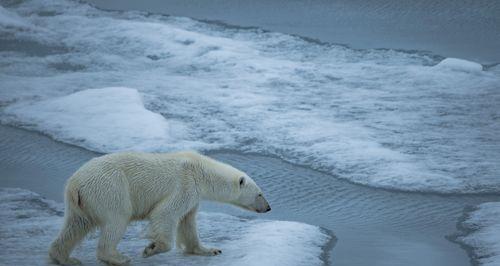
[2,0,500,194]
[2,125,500,266]
[87,0,500,64]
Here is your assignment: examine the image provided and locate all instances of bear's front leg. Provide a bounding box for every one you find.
[177,206,222,256]
[143,202,175,258]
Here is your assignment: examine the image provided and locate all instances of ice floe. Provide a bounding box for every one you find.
[457,202,500,266]
[4,87,212,152]
[0,187,331,266]
[434,58,483,73]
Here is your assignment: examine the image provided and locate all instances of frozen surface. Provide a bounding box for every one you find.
[4,87,210,152]
[458,202,500,266]
[85,0,500,64]
[434,58,483,73]
[1,0,500,193]
[0,187,330,266]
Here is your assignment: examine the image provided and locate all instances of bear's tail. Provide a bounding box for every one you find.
[65,181,89,219]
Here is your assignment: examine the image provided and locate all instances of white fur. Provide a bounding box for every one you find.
[48,151,270,265]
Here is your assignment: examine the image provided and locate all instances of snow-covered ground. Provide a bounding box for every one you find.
[434,58,483,73]
[0,188,331,266]
[4,87,212,152]
[457,202,500,266]
[1,0,499,193]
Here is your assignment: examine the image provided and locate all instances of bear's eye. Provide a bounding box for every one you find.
[239,177,245,187]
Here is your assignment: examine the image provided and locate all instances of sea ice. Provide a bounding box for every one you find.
[4,87,211,152]
[0,187,331,266]
[458,202,500,266]
[1,0,500,193]
[434,58,483,73]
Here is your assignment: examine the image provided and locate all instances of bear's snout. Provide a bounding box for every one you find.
[255,194,271,213]
[256,205,271,213]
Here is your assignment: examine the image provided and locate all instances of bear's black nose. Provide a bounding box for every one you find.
[266,206,271,212]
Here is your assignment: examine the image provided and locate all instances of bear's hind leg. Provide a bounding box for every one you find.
[49,210,94,265]
[96,218,130,265]
[177,206,221,256]
[83,168,132,265]
[97,217,130,265]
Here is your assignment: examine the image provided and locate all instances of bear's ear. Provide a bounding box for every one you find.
[239,176,246,187]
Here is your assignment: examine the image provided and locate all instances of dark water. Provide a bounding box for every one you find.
[86,0,500,64]
[1,125,500,266]
[206,153,499,266]
[0,125,97,200]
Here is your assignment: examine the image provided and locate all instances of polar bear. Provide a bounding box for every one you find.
[49,151,271,265]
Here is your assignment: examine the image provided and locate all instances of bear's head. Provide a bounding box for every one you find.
[232,175,271,213]
[188,152,271,213]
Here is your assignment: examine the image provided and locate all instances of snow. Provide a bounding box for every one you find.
[1,0,500,193]
[434,58,483,73]
[0,187,330,266]
[458,202,500,266]
[4,87,211,152]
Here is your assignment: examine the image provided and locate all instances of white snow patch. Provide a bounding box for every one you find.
[458,202,500,266]
[434,58,483,72]
[228,221,328,266]
[0,188,330,266]
[4,87,209,153]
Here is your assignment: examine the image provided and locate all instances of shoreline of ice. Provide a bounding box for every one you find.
[455,202,500,266]
[0,187,332,266]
